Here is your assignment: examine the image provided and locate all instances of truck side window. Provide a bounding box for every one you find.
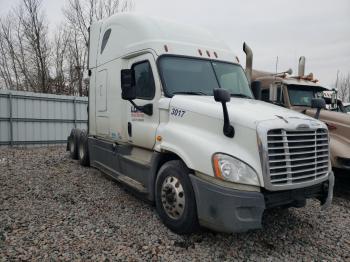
[132,61,155,100]
[100,29,111,54]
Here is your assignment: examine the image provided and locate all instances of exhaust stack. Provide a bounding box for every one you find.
[298,56,305,77]
[243,42,253,84]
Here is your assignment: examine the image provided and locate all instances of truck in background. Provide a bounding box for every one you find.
[68,14,334,234]
[344,103,350,114]
[243,43,350,171]
[322,90,348,113]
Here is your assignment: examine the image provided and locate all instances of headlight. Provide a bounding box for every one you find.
[212,153,260,186]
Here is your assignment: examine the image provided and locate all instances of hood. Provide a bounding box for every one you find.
[306,108,350,125]
[291,106,350,125]
[170,95,320,129]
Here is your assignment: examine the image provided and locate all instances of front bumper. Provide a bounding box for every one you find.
[190,172,334,233]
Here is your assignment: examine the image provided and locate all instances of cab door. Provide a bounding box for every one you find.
[126,53,160,149]
[95,69,109,136]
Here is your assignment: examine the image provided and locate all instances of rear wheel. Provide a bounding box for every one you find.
[68,128,80,160]
[155,160,199,234]
[78,130,90,166]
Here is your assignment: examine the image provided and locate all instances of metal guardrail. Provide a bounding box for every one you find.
[0,90,88,146]
[0,93,88,103]
[0,140,68,146]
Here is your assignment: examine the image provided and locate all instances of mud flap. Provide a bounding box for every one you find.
[321,171,334,210]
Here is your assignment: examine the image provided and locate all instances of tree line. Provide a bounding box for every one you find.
[1,1,349,102]
[0,0,133,96]
[335,73,350,103]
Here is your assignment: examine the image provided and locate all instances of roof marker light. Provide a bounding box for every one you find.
[326,123,337,130]
[214,51,218,58]
[206,50,211,57]
[164,45,168,52]
[198,49,202,56]
[235,56,240,63]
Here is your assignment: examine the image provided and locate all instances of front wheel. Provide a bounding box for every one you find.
[155,160,199,234]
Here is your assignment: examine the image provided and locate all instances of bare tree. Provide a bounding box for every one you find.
[68,29,88,96]
[0,16,18,90]
[61,0,134,96]
[0,0,51,93]
[337,73,350,103]
[63,0,134,45]
[51,26,70,94]
[0,0,134,95]
[20,0,51,92]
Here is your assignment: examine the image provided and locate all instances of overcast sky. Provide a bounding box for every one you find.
[0,0,349,87]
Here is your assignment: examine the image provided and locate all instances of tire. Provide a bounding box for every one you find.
[68,128,80,160]
[78,130,90,166]
[155,160,199,234]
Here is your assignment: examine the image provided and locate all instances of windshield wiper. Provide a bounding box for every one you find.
[230,93,252,99]
[172,91,207,96]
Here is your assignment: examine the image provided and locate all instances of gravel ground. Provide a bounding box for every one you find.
[0,147,349,261]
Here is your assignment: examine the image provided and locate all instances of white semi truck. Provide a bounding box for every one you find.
[68,13,334,234]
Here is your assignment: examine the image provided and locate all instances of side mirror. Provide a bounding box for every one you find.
[120,69,153,116]
[214,88,230,103]
[251,80,261,100]
[121,69,136,100]
[213,88,234,138]
[311,98,326,109]
[311,98,326,119]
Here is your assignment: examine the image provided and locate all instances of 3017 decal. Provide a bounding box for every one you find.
[171,108,186,117]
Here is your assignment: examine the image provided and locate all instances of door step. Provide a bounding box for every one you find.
[93,161,148,194]
[121,154,151,168]
[117,174,148,193]
[120,147,153,168]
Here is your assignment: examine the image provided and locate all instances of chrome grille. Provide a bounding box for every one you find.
[267,128,329,185]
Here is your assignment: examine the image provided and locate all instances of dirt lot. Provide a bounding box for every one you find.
[0,147,349,261]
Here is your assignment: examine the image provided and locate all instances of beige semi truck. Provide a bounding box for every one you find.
[243,43,350,170]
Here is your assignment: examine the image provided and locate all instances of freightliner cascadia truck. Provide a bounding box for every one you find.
[67,14,334,234]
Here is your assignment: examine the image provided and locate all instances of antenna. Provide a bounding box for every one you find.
[275,56,279,81]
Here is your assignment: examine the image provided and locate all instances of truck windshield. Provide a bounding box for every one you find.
[158,56,253,98]
[288,85,318,106]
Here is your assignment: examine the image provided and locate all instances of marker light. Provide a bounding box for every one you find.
[326,123,337,130]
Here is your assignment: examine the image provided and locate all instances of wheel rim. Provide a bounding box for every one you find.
[79,142,84,160]
[161,176,185,220]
